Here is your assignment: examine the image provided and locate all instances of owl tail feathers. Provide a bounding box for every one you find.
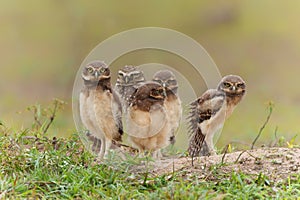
[188,128,206,159]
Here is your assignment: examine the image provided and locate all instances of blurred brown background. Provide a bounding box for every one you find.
[1,0,300,148]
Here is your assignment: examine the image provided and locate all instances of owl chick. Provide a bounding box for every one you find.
[79,60,123,159]
[152,70,182,145]
[125,81,172,158]
[115,65,146,109]
[188,75,246,157]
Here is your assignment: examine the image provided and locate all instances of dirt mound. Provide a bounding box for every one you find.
[148,147,300,181]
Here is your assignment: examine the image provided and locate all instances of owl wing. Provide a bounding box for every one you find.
[165,94,182,145]
[112,90,123,141]
[188,89,225,157]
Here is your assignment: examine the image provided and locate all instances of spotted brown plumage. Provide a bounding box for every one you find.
[152,70,182,145]
[114,65,146,110]
[79,60,123,159]
[188,75,246,157]
[125,81,172,158]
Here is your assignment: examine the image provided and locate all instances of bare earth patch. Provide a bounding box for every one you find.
[143,147,300,181]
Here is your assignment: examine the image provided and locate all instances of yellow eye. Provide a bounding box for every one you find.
[223,82,231,88]
[87,67,94,73]
[100,68,106,73]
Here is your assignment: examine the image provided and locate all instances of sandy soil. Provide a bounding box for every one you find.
[135,147,300,182]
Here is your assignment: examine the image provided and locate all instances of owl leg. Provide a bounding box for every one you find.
[91,139,97,153]
[97,138,106,160]
[136,148,148,158]
[199,141,210,156]
[205,134,217,156]
[89,134,101,154]
[104,139,112,158]
[94,138,101,154]
[152,149,163,159]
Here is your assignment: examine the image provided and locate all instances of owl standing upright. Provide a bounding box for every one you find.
[114,65,146,109]
[188,75,246,157]
[125,81,172,158]
[152,70,182,145]
[79,60,123,159]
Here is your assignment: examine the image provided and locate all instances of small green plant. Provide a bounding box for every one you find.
[272,133,299,148]
[26,98,66,137]
[287,134,298,148]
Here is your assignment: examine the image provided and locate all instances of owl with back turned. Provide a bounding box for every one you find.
[115,65,146,109]
[125,81,172,158]
[188,75,246,157]
[152,70,182,145]
[79,60,123,159]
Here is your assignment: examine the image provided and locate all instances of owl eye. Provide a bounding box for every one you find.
[167,79,176,85]
[150,90,157,96]
[87,67,94,73]
[100,68,106,73]
[223,82,231,88]
[133,73,143,80]
[158,89,165,95]
[151,89,160,95]
[237,83,245,88]
[154,79,162,84]
[150,88,165,99]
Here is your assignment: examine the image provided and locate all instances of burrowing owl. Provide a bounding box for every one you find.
[125,81,172,158]
[188,75,246,157]
[114,65,146,109]
[152,70,182,145]
[79,60,123,159]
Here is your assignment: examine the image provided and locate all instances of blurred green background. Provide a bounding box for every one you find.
[1,0,300,149]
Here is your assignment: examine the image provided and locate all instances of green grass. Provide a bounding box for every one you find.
[0,101,299,199]
[1,129,300,199]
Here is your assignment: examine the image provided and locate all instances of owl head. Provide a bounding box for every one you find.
[152,70,178,95]
[82,60,111,83]
[130,81,167,111]
[217,75,246,97]
[116,65,146,86]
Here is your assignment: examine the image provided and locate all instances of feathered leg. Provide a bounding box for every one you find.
[104,139,112,158]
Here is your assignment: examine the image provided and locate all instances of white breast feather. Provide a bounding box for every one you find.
[165,97,182,133]
[125,104,167,139]
[199,95,226,137]
[94,90,119,140]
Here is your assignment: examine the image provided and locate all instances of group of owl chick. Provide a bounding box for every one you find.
[79,60,246,160]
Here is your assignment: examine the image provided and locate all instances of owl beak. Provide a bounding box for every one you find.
[125,76,129,84]
[95,71,99,79]
[163,88,167,97]
[232,86,236,91]
[162,83,166,88]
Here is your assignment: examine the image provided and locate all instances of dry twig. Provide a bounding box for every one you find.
[251,102,274,149]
